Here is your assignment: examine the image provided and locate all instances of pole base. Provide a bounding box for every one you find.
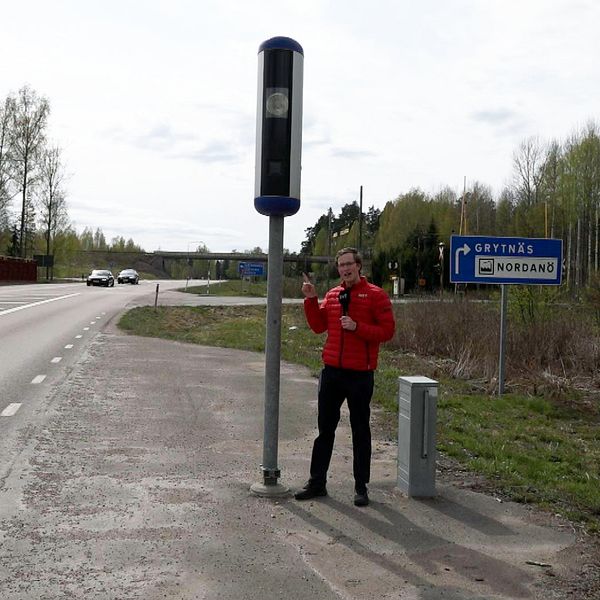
[250,481,290,497]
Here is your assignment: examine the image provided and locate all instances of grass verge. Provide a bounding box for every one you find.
[118,303,600,534]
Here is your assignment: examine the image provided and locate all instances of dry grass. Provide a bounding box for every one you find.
[392,296,600,402]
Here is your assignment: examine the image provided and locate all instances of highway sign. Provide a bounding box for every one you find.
[238,262,265,276]
[450,235,562,285]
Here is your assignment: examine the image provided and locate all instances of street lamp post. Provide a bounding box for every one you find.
[438,242,445,296]
[186,241,205,289]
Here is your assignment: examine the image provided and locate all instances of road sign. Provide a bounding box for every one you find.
[238,262,265,277]
[450,235,562,285]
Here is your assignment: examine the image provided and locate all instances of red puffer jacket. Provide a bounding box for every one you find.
[304,276,395,371]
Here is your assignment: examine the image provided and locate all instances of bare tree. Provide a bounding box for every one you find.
[37,145,68,279]
[9,86,50,257]
[512,137,546,207]
[0,96,15,232]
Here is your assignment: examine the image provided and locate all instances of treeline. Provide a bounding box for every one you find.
[0,86,144,276]
[0,85,70,262]
[304,122,600,292]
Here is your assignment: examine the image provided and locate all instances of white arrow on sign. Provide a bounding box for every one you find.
[454,243,471,274]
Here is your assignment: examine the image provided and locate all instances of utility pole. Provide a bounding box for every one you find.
[327,207,332,290]
[358,185,363,253]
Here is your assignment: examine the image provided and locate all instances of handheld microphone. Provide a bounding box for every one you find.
[338,289,350,316]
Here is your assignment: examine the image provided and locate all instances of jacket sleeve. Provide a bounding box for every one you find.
[353,290,395,343]
[303,295,329,334]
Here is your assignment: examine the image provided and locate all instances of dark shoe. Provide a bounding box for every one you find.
[354,490,369,507]
[294,484,327,501]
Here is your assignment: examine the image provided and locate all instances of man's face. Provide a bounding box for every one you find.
[337,252,361,287]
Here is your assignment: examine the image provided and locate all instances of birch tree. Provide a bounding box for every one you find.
[10,86,50,257]
[38,146,68,279]
[0,97,15,235]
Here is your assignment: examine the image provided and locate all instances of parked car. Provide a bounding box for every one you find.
[117,269,139,284]
[87,269,115,287]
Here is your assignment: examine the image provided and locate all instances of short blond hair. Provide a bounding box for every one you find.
[335,247,362,269]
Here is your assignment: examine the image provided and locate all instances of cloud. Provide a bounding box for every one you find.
[330,147,377,159]
[470,108,530,137]
[104,123,244,163]
[169,141,241,163]
[133,123,196,149]
[471,108,517,125]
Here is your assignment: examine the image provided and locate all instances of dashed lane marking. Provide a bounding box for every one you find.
[51,357,62,363]
[1,403,22,417]
[75,335,82,339]
[31,375,47,384]
[64,344,74,349]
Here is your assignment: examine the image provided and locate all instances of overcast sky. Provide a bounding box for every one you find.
[2,0,599,253]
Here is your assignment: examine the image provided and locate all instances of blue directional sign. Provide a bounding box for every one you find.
[450,235,563,285]
[238,262,265,277]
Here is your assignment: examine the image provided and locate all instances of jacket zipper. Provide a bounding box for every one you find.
[339,314,345,368]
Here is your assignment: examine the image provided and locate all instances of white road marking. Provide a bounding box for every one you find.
[65,344,74,349]
[51,357,62,363]
[31,375,47,384]
[1,403,22,416]
[83,327,90,331]
[90,321,96,325]
[0,293,80,316]
[75,335,82,339]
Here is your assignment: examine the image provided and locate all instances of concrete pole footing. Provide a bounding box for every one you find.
[250,482,290,497]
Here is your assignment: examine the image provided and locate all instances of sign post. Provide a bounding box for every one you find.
[450,235,563,394]
[250,37,303,497]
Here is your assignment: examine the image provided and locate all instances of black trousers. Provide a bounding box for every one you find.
[309,366,374,490]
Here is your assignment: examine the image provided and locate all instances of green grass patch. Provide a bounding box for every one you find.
[182,280,268,297]
[118,304,600,534]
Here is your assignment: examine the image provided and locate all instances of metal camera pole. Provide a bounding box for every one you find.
[250,36,304,497]
[253,215,286,495]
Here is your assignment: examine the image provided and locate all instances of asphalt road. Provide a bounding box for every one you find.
[0,281,597,599]
[0,279,189,416]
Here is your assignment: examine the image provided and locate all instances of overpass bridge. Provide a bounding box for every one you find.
[80,250,332,264]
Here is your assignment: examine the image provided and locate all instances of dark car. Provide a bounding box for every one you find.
[117,269,139,284]
[87,269,115,287]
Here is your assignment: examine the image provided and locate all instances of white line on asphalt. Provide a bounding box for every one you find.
[1,403,22,417]
[31,375,47,384]
[0,293,80,316]
[51,357,62,363]
[83,327,90,331]
[90,321,95,325]
[65,344,74,349]
[75,335,82,339]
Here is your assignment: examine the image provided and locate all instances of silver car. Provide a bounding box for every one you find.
[117,269,139,284]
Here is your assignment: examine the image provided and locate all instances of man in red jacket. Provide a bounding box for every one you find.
[295,247,395,506]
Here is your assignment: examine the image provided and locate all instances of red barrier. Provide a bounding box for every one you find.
[0,256,37,282]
